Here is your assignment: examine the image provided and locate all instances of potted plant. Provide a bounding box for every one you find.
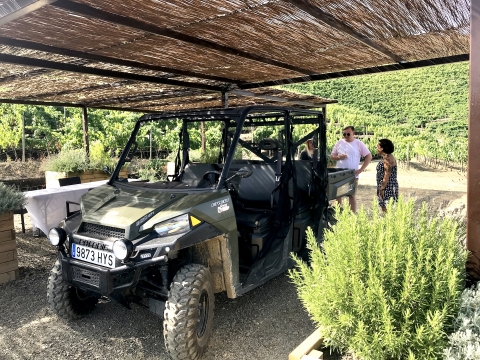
[0,182,26,284]
[289,197,468,359]
[42,142,128,188]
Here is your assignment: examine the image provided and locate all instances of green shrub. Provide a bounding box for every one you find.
[0,182,26,213]
[88,141,117,172]
[42,143,119,173]
[189,148,219,163]
[290,197,468,360]
[444,282,480,359]
[42,149,87,172]
[132,158,167,182]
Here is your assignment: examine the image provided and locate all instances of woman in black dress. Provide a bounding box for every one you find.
[376,139,398,212]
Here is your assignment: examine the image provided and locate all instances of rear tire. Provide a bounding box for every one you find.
[164,263,214,360]
[47,259,98,320]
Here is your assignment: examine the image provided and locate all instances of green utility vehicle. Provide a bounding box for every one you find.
[46,106,355,360]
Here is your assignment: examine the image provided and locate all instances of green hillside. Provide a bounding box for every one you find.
[285,62,468,126]
[283,62,469,165]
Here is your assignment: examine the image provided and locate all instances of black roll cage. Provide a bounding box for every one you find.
[109,106,327,190]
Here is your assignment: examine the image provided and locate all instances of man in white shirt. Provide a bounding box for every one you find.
[330,126,372,213]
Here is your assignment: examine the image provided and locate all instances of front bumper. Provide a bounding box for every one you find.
[58,250,166,295]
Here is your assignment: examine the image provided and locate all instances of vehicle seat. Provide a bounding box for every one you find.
[235,163,276,209]
[294,160,314,214]
[182,163,217,188]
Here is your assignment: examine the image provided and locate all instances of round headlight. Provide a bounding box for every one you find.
[113,240,133,260]
[48,228,66,246]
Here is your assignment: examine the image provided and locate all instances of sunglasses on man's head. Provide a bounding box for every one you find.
[343,132,351,137]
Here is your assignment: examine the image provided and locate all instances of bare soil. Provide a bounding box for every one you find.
[0,159,467,360]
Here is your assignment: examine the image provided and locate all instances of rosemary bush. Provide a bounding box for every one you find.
[42,149,87,173]
[290,197,468,360]
[444,282,480,360]
[0,182,26,213]
[42,143,119,173]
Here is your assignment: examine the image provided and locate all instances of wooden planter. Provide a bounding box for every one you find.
[289,329,324,360]
[0,211,19,285]
[45,168,128,188]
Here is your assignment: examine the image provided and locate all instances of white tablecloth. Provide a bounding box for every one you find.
[24,180,108,235]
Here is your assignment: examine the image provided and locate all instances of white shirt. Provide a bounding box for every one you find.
[331,138,371,177]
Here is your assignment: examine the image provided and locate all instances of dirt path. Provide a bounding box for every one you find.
[0,160,468,360]
[356,159,466,215]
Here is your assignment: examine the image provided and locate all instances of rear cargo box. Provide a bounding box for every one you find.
[327,168,356,199]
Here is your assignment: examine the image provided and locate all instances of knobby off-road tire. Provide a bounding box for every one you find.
[47,259,98,320]
[164,263,214,360]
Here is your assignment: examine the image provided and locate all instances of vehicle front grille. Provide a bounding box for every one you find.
[72,266,100,288]
[81,223,125,240]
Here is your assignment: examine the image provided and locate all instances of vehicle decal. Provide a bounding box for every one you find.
[217,203,230,213]
[77,238,107,251]
[136,211,155,227]
[211,198,229,208]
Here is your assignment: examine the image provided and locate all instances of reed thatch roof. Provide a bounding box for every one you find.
[0,0,470,112]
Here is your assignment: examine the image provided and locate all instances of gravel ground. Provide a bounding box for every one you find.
[0,214,329,360]
[0,160,467,360]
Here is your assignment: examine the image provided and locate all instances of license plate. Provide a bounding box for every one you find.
[71,243,115,269]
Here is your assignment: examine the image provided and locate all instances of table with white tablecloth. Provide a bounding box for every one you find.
[24,180,108,236]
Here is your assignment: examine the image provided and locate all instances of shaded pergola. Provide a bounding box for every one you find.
[0,0,478,277]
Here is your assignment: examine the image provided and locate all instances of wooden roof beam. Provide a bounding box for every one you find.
[52,0,315,75]
[283,0,405,63]
[0,53,225,91]
[0,37,239,84]
[239,54,469,89]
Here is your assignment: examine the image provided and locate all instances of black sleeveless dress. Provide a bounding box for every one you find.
[376,161,398,207]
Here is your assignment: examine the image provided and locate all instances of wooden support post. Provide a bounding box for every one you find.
[467,0,480,282]
[21,113,25,162]
[222,91,228,109]
[82,106,89,161]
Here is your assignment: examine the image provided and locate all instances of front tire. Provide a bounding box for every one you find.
[164,264,214,360]
[47,259,98,320]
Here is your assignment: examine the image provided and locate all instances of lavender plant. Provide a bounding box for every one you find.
[0,182,26,213]
[444,282,480,360]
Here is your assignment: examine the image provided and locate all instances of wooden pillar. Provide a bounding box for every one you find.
[21,113,25,162]
[222,91,228,109]
[82,106,89,161]
[467,0,480,281]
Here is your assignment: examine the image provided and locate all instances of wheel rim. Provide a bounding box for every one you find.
[196,289,209,338]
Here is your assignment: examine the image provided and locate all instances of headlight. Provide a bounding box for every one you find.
[48,228,66,246]
[113,240,133,260]
[154,214,190,237]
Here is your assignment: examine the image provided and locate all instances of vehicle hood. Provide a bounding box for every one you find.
[79,183,231,239]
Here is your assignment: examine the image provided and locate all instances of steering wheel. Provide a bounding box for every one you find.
[202,170,221,186]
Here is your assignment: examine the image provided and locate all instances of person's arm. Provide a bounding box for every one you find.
[355,153,372,175]
[330,142,347,161]
[379,157,393,199]
[330,153,346,161]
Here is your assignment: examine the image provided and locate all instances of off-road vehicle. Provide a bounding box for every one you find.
[46,106,355,360]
